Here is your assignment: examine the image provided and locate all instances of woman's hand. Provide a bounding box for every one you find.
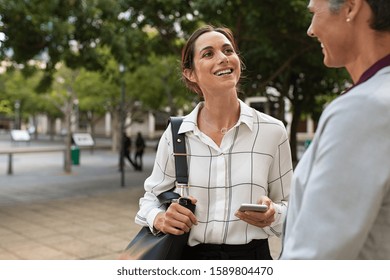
[153,196,198,235]
[235,196,275,228]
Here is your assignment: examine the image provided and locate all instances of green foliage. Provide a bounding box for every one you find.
[0,0,352,160]
[126,54,193,114]
[190,0,350,120]
[127,0,198,54]
[1,69,45,119]
[74,68,116,114]
[0,0,149,90]
[0,100,12,115]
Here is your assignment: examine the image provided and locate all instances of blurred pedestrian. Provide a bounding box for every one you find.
[123,133,138,171]
[134,132,145,171]
[281,0,390,259]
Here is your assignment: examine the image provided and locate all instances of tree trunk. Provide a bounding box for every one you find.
[64,100,72,173]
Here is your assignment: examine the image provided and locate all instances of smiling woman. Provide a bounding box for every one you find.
[180,26,243,145]
[282,0,390,260]
[181,26,244,99]
[134,25,293,260]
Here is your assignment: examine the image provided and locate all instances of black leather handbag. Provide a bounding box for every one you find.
[120,117,195,260]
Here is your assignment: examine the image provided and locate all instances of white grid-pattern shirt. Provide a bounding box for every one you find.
[135,100,293,246]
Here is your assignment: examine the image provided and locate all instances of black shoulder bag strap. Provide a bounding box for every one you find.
[168,116,195,212]
[169,117,188,188]
[157,116,188,204]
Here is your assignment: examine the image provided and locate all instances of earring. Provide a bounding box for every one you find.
[346,18,351,22]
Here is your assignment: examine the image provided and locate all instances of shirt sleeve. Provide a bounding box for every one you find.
[134,126,177,232]
[266,127,293,236]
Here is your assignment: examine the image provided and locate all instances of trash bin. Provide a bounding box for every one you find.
[71,145,80,165]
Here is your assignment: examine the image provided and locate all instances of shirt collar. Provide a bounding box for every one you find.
[179,99,254,134]
[343,53,390,94]
[357,53,390,85]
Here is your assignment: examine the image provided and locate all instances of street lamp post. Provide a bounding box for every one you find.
[119,64,125,187]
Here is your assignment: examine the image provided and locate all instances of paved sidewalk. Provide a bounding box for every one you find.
[0,135,281,260]
[0,136,154,259]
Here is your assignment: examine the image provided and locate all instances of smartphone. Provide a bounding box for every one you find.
[239,203,268,212]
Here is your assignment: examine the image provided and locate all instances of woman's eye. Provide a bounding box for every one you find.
[202,51,212,58]
[224,48,234,55]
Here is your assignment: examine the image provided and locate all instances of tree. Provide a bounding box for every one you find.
[73,67,114,138]
[126,0,198,55]
[0,0,152,168]
[127,54,195,116]
[1,0,352,164]
[126,0,350,161]
[50,65,81,173]
[0,68,46,130]
[0,0,149,89]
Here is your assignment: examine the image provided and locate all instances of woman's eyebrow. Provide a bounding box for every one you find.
[199,46,213,53]
[199,43,232,53]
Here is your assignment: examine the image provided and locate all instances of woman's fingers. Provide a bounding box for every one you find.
[158,202,198,234]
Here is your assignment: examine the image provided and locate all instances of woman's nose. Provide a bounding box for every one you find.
[217,51,229,64]
[307,24,315,37]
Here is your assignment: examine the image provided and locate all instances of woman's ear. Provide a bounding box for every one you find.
[183,68,196,83]
[345,0,364,21]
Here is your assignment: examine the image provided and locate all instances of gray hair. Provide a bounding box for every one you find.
[328,0,346,13]
[328,0,390,31]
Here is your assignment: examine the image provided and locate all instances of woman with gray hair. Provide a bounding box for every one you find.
[281,0,390,259]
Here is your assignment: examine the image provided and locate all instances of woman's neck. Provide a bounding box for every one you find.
[198,97,240,147]
[346,34,390,83]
